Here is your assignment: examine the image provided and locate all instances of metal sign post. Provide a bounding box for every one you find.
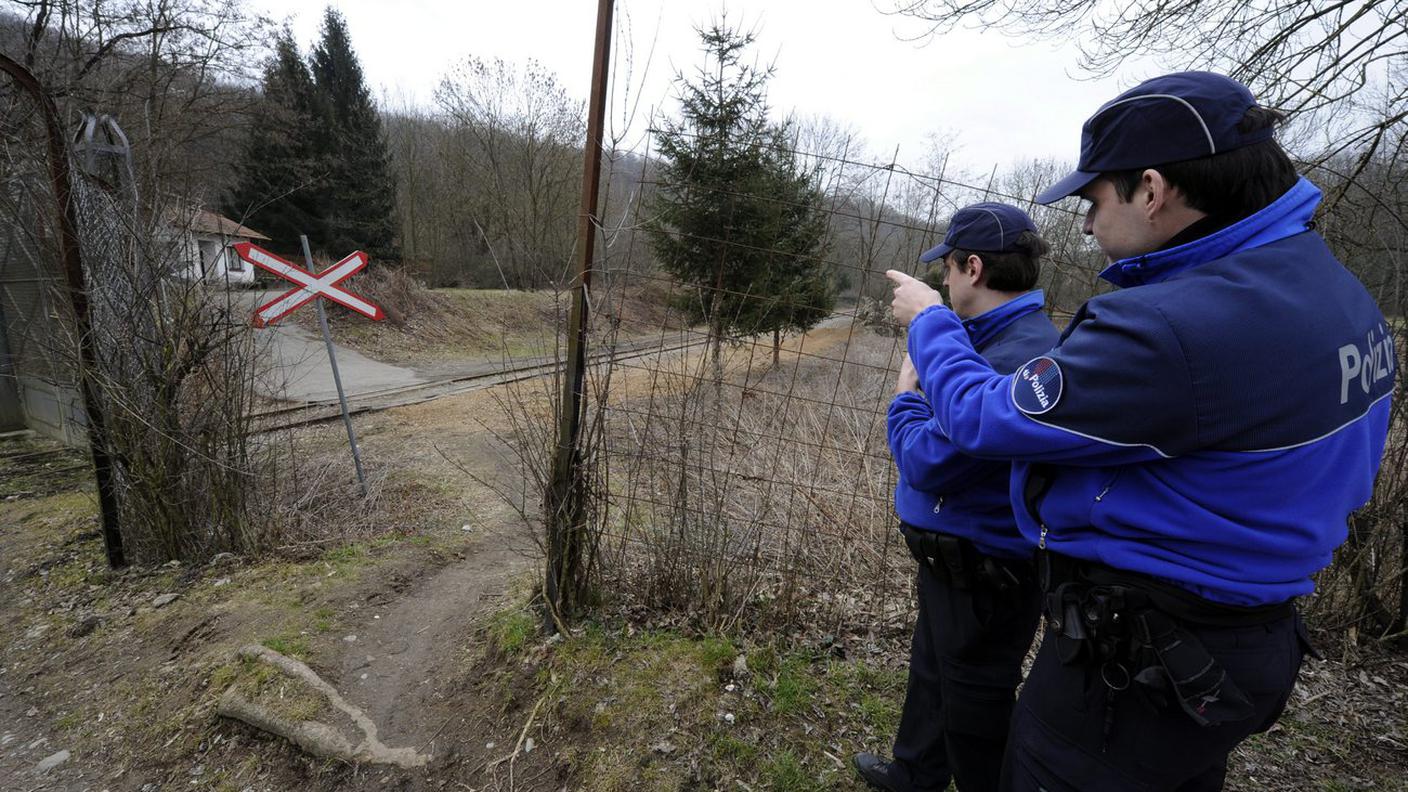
[301,235,368,497]
[232,238,382,497]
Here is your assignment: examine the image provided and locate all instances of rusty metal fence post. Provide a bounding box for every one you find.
[0,54,125,567]
[545,0,614,628]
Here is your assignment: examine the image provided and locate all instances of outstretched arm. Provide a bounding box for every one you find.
[885,270,1190,466]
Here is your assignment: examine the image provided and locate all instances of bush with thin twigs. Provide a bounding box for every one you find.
[585,325,913,637]
[75,184,402,561]
[342,265,440,327]
[5,166,399,564]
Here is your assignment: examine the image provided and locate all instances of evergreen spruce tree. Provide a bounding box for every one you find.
[310,8,399,263]
[733,136,836,364]
[646,22,834,369]
[224,30,325,253]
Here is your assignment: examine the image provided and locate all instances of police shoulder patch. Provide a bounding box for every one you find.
[1011,356,1063,415]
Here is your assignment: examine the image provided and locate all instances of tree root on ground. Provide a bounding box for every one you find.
[216,644,430,768]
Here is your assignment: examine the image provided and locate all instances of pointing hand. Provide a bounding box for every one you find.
[885,269,944,325]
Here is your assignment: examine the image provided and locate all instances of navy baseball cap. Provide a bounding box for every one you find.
[919,202,1039,263]
[1036,71,1276,204]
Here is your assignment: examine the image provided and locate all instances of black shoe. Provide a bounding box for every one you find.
[852,752,905,792]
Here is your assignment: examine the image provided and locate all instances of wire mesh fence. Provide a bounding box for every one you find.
[547,134,1109,638]
[536,120,1408,641]
[0,84,398,565]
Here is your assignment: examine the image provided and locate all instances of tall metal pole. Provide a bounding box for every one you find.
[0,54,125,567]
[300,235,368,497]
[546,0,614,627]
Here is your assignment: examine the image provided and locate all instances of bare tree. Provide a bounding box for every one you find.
[8,0,269,205]
[434,57,586,290]
[997,158,1107,315]
[0,2,382,564]
[885,0,1406,210]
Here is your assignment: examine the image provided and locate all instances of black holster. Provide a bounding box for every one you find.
[1038,551,1294,728]
[899,523,1025,594]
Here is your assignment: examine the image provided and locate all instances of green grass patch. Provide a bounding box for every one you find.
[488,606,539,657]
[0,438,92,499]
[209,661,245,694]
[493,619,905,792]
[312,606,336,633]
[697,635,738,670]
[320,543,371,570]
[769,653,820,716]
[858,690,902,734]
[260,633,310,660]
[762,750,826,792]
[54,710,84,731]
[711,732,760,764]
[215,654,327,723]
[44,555,97,592]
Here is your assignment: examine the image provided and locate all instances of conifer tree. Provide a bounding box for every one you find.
[224,30,325,253]
[310,8,399,262]
[646,22,834,368]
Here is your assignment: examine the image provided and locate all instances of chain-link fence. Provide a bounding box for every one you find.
[0,72,385,564]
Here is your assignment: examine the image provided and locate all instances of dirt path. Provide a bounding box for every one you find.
[291,324,865,777]
[0,321,870,791]
[332,530,534,757]
[0,672,103,790]
[309,381,548,770]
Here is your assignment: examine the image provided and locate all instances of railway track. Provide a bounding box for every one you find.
[249,333,709,433]
[251,310,861,434]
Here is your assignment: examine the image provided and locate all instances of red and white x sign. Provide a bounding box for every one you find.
[232,242,385,327]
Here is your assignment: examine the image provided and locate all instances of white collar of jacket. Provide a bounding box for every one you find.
[1099,177,1322,289]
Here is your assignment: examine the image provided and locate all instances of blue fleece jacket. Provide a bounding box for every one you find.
[905,178,1393,605]
[888,291,1060,559]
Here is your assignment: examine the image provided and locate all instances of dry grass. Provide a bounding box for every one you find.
[308,270,566,367]
[583,322,915,637]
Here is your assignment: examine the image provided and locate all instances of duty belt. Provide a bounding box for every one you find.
[898,522,1028,593]
[1038,550,1296,734]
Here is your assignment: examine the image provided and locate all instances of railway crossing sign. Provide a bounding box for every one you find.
[232,242,384,327]
[234,236,380,496]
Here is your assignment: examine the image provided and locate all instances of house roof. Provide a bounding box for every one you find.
[166,207,271,241]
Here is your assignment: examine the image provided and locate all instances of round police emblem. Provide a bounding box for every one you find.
[1012,356,1063,415]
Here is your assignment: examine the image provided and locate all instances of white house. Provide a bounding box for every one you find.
[168,208,270,286]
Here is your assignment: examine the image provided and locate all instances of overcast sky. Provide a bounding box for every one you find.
[246,0,1152,175]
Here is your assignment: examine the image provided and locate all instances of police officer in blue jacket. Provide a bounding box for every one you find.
[854,203,1060,792]
[885,72,1393,791]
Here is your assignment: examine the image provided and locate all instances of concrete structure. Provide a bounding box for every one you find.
[0,200,87,445]
[0,204,271,446]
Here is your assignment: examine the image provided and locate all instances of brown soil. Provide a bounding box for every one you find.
[0,377,542,791]
[2,325,1405,792]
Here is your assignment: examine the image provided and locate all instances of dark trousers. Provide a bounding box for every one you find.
[891,532,1042,792]
[999,613,1309,791]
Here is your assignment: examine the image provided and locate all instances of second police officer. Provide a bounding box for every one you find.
[855,203,1059,792]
